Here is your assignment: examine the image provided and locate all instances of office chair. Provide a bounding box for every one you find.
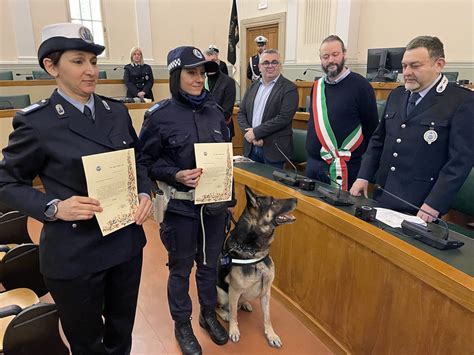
[0,243,47,297]
[0,211,33,245]
[0,288,69,355]
[291,129,308,171]
[0,71,13,81]
[98,70,107,79]
[0,95,31,110]
[442,72,458,82]
[31,71,54,80]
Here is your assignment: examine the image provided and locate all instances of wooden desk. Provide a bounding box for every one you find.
[233,164,473,354]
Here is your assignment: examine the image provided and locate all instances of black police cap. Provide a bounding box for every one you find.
[167,46,219,74]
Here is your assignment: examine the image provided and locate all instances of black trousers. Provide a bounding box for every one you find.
[160,211,226,321]
[306,156,360,190]
[44,252,143,355]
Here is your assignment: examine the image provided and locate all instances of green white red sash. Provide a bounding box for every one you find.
[311,79,364,190]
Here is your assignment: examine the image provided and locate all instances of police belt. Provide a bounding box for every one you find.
[157,181,194,201]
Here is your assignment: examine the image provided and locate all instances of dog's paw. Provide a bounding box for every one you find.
[266,332,282,348]
[240,302,253,312]
[229,328,241,343]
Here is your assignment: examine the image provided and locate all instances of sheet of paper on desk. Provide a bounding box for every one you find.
[233,156,254,163]
[375,208,427,228]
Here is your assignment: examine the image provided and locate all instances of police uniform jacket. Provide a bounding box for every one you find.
[246,54,260,81]
[358,79,474,214]
[139,94,228,218]
[0,91,151,279]
[124,63,154,100]
[237,75,299,162]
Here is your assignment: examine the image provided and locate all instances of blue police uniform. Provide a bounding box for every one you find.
[358,77,474,214]
[124,63,154,100]
[139,94,229,321]
[0,91,151,353]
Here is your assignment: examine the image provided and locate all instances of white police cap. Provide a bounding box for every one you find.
[38,23,105,69]
[254,36,268,44]
[209,44,219,53]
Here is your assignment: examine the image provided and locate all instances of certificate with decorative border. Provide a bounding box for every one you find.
[194,142,233,204]
[82,148,138,236]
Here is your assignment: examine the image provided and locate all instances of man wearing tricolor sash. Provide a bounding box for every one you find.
[306,35,379,191]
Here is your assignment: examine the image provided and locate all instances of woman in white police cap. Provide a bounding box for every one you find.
[0,23,152,354]
[139,46,230,354]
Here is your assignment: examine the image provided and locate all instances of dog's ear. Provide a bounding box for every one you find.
[245,185,258,208]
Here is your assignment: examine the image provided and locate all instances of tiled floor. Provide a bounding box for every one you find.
[30,218,332,355]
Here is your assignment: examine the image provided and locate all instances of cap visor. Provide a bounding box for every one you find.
[183,60,219,73]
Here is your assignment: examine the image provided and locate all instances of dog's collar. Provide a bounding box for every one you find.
[231,254,269,266]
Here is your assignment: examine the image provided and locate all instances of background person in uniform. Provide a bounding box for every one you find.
[351,35,474,221]
[238,49,299,169]
[246,35,267,82]
[208,44,229,75]
[0,23,152,354]
[204,48,236,140]
[139,46,229,355]
[123,46,155,100]
[305,35,379,190]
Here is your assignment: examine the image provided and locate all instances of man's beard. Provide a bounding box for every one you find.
[322,59,345,78]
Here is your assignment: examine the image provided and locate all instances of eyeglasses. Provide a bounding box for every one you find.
[261,60,280,67]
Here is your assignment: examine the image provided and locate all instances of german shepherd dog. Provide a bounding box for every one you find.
[216,186,297,347]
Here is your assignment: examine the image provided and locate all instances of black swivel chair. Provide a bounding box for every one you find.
[0,95,31,109]
[0,72,13,81]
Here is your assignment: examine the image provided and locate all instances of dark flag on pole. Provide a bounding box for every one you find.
[227,0,239,65]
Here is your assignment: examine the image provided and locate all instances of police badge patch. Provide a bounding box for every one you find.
[79,26,94,43]
[193,49,203,59]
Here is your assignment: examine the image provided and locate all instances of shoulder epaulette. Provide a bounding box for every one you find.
[18,99,49,115]
[454,83,474,92]
[145,99,170,116]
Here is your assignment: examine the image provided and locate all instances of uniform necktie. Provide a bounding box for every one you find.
[406,92,421,116]
[83,105,94,123]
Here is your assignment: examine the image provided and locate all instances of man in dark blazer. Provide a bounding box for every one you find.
[238,49,299,168]
[204,49,236,139]
[351,36,474,222]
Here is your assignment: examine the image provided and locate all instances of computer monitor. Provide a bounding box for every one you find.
[366,47,406,82]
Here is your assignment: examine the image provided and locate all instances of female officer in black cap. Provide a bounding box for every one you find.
[123,46,155,101]
[0,23,152,354]
[139,46,229,355]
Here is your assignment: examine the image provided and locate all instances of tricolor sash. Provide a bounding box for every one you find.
[311,79,364,190]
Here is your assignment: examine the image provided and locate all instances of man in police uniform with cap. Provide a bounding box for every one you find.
[208,44,229,75]
[351,36,474,222]
[247,35,267,81]
[0,22,152,354]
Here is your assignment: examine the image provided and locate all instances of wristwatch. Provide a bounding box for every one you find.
[44,200,60,221]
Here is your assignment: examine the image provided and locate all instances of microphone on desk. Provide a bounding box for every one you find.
[375,185,464,250]
[15,73,34,80]
[113,67,124,71]
[302,68,324,76]
[316,174,354,206]
[272,142,315,191]
[0,100,14,110]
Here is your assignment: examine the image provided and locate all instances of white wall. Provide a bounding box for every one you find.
[0,0,472,80]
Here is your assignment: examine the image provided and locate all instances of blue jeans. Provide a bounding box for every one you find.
[248,146,284,169]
